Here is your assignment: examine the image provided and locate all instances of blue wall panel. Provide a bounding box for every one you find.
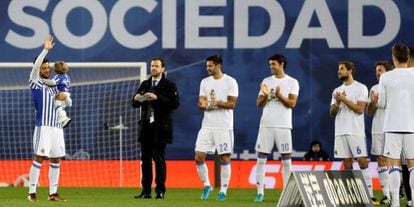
[1,0,413,159]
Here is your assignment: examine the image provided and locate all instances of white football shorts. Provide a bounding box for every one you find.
[255,127,292,154]
[195,128,234,155]
[32,126,65,158]
[383,132,414,159]
[334,135,367,158]
[371,133,385,156]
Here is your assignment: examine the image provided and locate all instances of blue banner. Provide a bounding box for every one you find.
[1,0,413,159]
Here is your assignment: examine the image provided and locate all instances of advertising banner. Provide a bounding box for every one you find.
[0,160,382,190]
[278,171,372,207]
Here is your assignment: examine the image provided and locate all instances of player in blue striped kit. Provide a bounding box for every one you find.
[27,35,66,202]
[50,61,72,128]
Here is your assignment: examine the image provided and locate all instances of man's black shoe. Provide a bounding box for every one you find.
[134,192,151,199]
[156,193,164,199]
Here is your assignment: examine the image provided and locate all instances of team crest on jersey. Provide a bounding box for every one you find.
[257,144,260,149]
[41,149,45,153]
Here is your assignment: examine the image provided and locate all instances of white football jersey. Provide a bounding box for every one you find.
[330,81,368,136]
[199,74,238,129]
[369,84,385,134]
[378,69,414,132]
[258,75,299,128]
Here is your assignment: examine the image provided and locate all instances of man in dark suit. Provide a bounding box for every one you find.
[132,57,180,199]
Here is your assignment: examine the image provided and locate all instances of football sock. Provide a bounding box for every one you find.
[220,161,231,194]
[29,161,42,194]
[389,166,401,207]
[196,162,210,187]
[282,158,292,187]
[361,166,374,197]
[49,162,60,195]
[256,157,267,195]
[377,166,390,198]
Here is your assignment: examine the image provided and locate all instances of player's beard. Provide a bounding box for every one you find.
[270,69,276,75]
[151,70,163,78]
[339,74,349,81]
[39,71,49,79]
[207,69,215,76]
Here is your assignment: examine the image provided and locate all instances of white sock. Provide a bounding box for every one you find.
[389,166,401,207]
[377,166,390,198]
[220,162,231,194]
[29,161,42,194]
[256,157,267,195]
[409,167,414,206]
[282,158,292,187]
[196,162,210,187]
[361,167,374,197]
[49,162,60,195]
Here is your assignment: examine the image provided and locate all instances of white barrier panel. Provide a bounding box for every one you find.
[278,170,372,207]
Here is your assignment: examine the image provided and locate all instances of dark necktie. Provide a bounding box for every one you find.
[151,80,157,92]
[147,80,157,121]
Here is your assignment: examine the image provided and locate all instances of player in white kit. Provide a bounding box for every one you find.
[329,61,377,205]
[402,46,414,207]
[253,54,299,202]
[367,60,393,205]
[194,55,239,201]
[378,44,414,207]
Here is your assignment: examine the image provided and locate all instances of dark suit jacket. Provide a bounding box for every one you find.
[132,73,179,144]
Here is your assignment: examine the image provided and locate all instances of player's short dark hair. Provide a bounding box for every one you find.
[375,60,393,71]
[392,43,410,63]
[338,60,356,76]
[268,54,287,69]
[32,56,49,65]
[206,54,222,65]
[151,57,165,67]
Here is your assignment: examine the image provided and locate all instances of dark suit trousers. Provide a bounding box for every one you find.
[140,123,166,195]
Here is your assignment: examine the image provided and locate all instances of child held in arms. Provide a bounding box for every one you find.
[43,61,72,128]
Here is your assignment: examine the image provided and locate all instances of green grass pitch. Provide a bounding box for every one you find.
[0,188,280,207]
[0,188,407,206]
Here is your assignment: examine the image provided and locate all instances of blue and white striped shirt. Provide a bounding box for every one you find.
[29,79,59,127]
[54,73,71,92]
[29,49,61,128]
